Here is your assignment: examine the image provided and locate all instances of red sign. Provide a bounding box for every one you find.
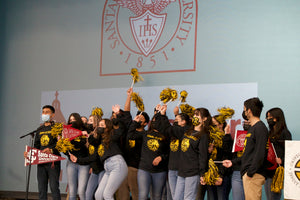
[62,125,82,140]
[24,146,65,166]
[267,140,278,170]
[232,130,247,152]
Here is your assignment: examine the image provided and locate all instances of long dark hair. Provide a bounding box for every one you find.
[101,119,114,149]
[266,107,288,139]
[188,108,212,138]
[67,112,85,130]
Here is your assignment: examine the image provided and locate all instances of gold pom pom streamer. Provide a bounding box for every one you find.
[177,90,188,106]
[51,123,63,138]
[130,68,144,88]
[270,143,284,193]
[209,125,225,149]
[55,138,77,153]
[159,88,173,104]
[166,89,178,105]
[203,158,220,185]
[91,107,103,118]
[180,103,195,117]
[271,166,284,193]
[216,107,235,124]
[131,92,145,112]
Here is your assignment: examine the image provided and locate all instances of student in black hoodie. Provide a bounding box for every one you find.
[264,107,292,200]
[223,97,269,200]
[94,106,128,200]
[128,104,170,200]
[173,108,210,200]
[66,112,90,200]
[69,114,104,200]
[168,106,191,199]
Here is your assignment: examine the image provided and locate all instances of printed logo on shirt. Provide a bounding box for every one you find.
[89,145,95,155]
[147,139,159,152]
[295,159,300,181]
[40,135,50,146]
[181,138,190,152]
[98,144,105,157]
[129,139,136,148]
[242,133,252,154]
[170,139,179,152]
[39,131,51,135]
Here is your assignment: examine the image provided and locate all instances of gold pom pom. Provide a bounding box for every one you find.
[180,103,195,117]
[216,107,235,124]
[271,166,284,193]
[209,126,225,148]
[180,90,188,103]
[51,123,63,138]
[131,92,145,111]
[131,68,144,84]
[55,138,77,153]
[160,88,172,104]
[91,107,103,118]
[203,158,220,185]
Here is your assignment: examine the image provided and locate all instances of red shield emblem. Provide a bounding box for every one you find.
[130,10,166,57]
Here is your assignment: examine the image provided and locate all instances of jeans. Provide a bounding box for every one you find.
[231,171,245,200]
[264,177,282,200]
[168,170,178,199]
[66,160,90,200]
[207,185,223,200]
[37,162,61,200]
[95,155,128,200]
[86,170,105,200]
[138,169,167,200]
[174,175,200,200]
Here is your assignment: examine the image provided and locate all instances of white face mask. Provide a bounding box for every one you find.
[42,114,51,122]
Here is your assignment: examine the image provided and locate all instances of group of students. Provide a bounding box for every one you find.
[26,88,292,200]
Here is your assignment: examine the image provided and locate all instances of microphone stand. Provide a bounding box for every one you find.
[20,126,43,200]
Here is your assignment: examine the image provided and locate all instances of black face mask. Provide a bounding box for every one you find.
[267,118,276,128]
[112,118,119,126]
[86,124,94,133]
[136,122,142,129]
[97,127,105,135]
[243,123,251,131]
[242,111,248,120]
[173,121,178,126]
[70,121,80,129]
[151,121,158,130]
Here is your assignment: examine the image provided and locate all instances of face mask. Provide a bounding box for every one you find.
[173,121,178,126]
[243,123,251,131]
[97,127,105,135]
[86,124,94,133]
[112,118,119,126]
[267,118,276,128]
[70,121,80,129]
[136,122,142,129]
[242,111,248,120]
[42,114,50,122]
[192,117,200,126]
[151,121,158,130]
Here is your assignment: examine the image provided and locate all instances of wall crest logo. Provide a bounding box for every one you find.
[100,0,198,76]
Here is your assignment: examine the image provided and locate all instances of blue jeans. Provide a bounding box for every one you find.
[86,170,105,200]
[66,160,90,200]
[95,155,128,200]
[168,170,178,199]
[231,171,245,200]
[174,175,200,200]
[264,177,282,200]
[37,162,61,200]
[138,169,167,200]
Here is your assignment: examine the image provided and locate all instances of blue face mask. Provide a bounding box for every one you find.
[42,114,50,122]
